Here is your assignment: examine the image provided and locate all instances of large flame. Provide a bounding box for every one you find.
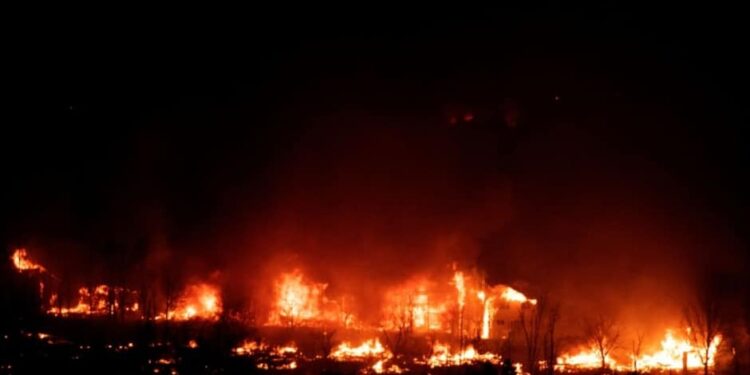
[164,283,222,320]
[636,330,722,370]
[11,249,46,272]
[501,286,536,305]
[267,270,330,326]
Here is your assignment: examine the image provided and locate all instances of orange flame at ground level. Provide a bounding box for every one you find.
[423,341,500,367]
[331,339,388,360]
[636,330,722,370]
[556,346,616,370]
[556,330,723,371]
[47,285,138,316]
[372,359,403,374]
[232,340,298,357]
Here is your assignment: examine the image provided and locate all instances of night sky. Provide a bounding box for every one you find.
[3,8,749,330]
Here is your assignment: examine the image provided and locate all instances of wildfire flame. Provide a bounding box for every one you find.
[232,340,267,356]
[331,339,388,360]
[11,249,45,272]
[556,329,723,371]
[636,330,722,370]
[164,283,222,320]
[501,286,536,305]
[382,278,448,332]
[268,270,328,326]
[372,360,403,374]
[556,346,616,370]
[47,284,137,316]
[477,291,492,339]
[233,340,298,358]
[424,341,500,367]
[453,271,466,310]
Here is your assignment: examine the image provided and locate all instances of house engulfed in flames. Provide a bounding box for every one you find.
[265,266,536,341]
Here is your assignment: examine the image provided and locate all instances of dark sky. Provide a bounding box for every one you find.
[3,7,749,328]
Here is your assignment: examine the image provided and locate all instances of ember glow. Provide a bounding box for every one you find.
[11,249,45,272]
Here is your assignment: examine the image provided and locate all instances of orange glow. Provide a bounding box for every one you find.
[382,278,448,331]
[166,283,222,320]
[232,340,267,356]
[232,340,298,358]
[381,268,536,339]
[11,249,45,272]
[477,291,492,339]
[423,341,500,367]
[372,359,402,374]
[453,271,466,310]
[556,329,723,372]
[636,330,722,370]
[501,286,536,305]
[273,344,298,356]
[47,285,110,316]
[267,270,328,326]
[47,284,139,317]
[331,339,387,360]
[556,346,616,370]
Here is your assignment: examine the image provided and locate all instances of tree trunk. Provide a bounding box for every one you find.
[704,346,710,375]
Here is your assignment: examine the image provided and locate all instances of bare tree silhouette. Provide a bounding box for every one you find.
[583,315,620,371]
[630,330,644,373]
[684,292,723,375]
[519,301,546,374]
[543,303,561,375]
